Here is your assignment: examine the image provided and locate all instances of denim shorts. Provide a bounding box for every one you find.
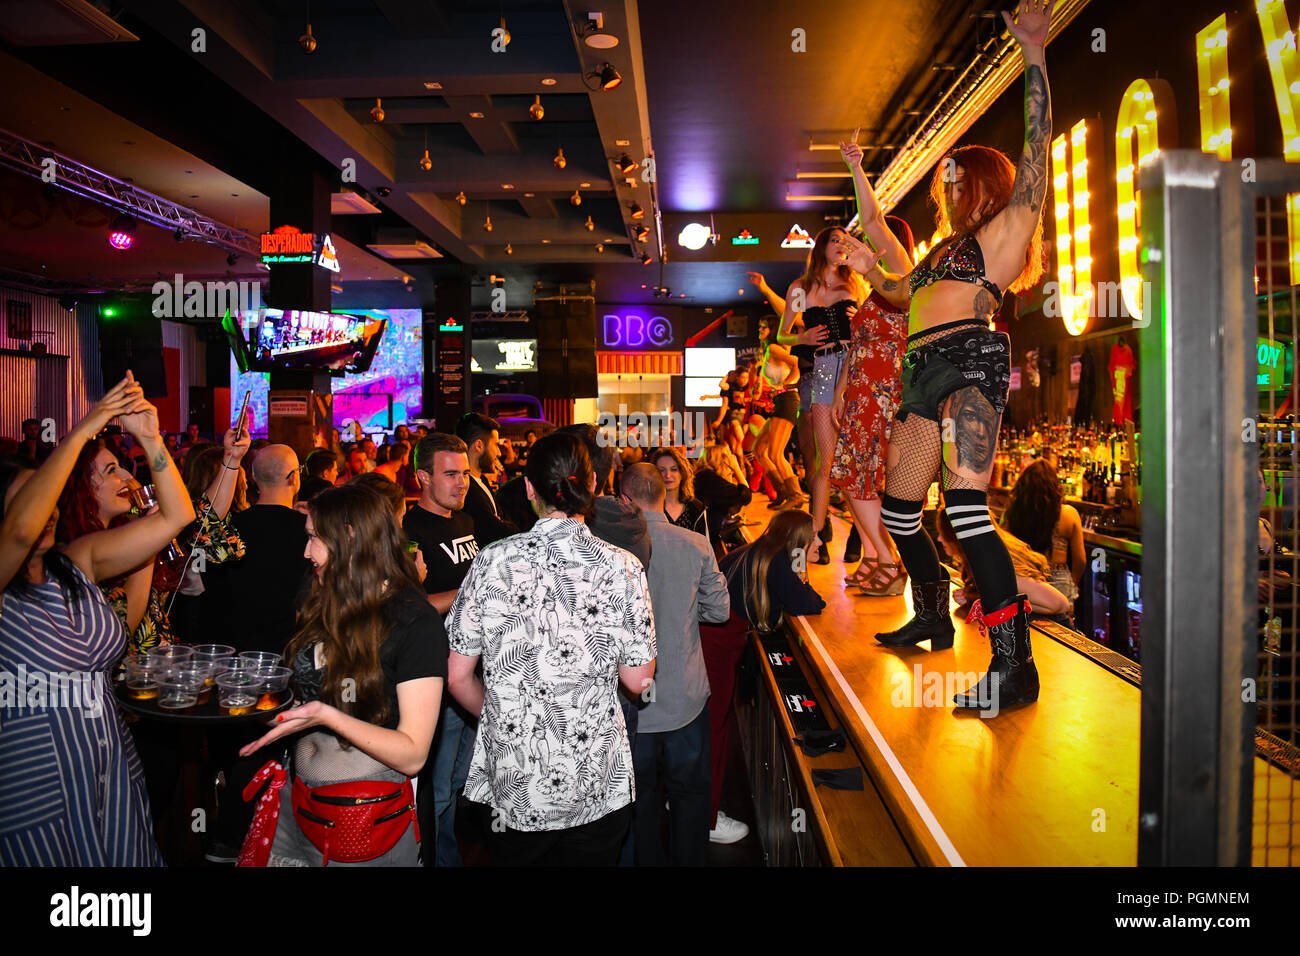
[811,348,848,405]
[896,324,1011,423]
[797,367,813,413]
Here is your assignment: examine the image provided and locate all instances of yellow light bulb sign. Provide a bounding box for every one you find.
[1115,78,1175,325]
[1258,0,1300,284]
[1197,15,1232,161]
[1051,120,1093,336]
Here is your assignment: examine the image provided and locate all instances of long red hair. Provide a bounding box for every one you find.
[798,227,867,299]
[928,144,1045,293]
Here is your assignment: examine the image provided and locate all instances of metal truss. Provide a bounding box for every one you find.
[0,126,260,258]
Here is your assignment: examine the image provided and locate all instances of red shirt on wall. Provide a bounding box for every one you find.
[1109,341,1136,424]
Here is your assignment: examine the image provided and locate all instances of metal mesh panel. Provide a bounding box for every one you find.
[1255,193,1300,867]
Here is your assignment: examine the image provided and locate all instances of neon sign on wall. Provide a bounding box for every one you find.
[601,309,676,349]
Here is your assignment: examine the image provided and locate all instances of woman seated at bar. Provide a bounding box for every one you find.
[654,446,707,536]
[692,444,753,553]
[445,432,656,865]
[1000,459,1085,611]
[238,482,443,867]
[0,373,195,865]
[936,507,1074,629]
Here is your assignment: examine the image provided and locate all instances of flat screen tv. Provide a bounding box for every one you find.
[232,309,387,375]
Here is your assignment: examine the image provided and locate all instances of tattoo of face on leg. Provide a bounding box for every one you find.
[947,388,998,474]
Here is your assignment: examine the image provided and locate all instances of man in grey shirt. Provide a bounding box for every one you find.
[620,463,730,865]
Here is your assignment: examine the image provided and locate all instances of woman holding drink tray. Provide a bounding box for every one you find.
[0,373,195,865]
[237,482,444,867]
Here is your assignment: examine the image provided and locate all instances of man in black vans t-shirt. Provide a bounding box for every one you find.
[402,432,480,867]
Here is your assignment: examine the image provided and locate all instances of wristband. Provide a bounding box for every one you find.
[222,461,240,471]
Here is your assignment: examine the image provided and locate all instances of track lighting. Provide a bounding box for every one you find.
[629,202,644,219]
[598,63,622,90]
[641,251,653,266]
[635,225,649,243]
[617,154,637,175]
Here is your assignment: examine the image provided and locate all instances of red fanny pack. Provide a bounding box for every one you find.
[290,776,419,866]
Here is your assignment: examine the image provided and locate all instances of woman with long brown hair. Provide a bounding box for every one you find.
[858,0,1053,713]
[1001,458,1084,607]
[238,482,444,867]
[780,227,870,564]
[654,446,706,535]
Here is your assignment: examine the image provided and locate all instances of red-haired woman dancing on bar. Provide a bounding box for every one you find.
[854,0,1052,712]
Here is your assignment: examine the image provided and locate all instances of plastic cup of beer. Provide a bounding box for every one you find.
[146,645,195,666]
[191,644,236,661]
[124,656,161,700]
[251,666,293,711]
[238,651,282,670]
[158,668,203,711]
[216,671,260,717]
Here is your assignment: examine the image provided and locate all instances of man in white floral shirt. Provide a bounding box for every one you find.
[446,431,656,865]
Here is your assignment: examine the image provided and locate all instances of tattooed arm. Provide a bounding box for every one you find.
[841,140,913,276]
[982,0,1053,288]
[64,399,196,584]
[866,264,911,310]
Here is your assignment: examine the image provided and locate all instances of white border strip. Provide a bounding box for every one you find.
[791,613,967,867]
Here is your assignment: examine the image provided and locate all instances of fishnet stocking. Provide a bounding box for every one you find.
[884,414,942,500]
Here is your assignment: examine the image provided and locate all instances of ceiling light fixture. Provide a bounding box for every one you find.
[469,111,485,119]
[370,98,385,122]
[585,215,594,231]
[419,127,432,171]
[498,15,511,47]
[641,251,653,266]
[579,13,619,49]
[570,189,582,206]
[554,146,567,169]
[501,183,515,190]
[505,242,513,255]
[529,95,544,120]
[635,225,649,243]
[616,153,637,174]
[583,62,622,92]
[299,0,316,53]
[107,214,136,250]
[596,243,604,252]
[541,77,557,86]
[484,203,493,232]
[629,202,643,219]
[456,191,467,206]
[423,81,442,90]
[677,222,711,250]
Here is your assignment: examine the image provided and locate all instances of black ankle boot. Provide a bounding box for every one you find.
[875,575,955,650]
[843,526,861,563]
[953,595,1039,712]
[820,517,833,545]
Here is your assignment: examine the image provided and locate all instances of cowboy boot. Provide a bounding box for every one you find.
[875,573,955,650]
[953,595,1039,712]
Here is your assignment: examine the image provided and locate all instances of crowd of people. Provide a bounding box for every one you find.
[0,1,1081,868]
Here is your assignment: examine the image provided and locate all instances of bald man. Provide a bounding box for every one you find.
[200,443,311,654]
[198,443,313,863]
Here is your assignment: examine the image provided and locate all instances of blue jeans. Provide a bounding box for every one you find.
[428,701,475,867]
[632,704,711,866]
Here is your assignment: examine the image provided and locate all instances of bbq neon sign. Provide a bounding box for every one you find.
[601,311,675,349]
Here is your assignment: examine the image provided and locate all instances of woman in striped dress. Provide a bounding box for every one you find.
[0,373,195,865]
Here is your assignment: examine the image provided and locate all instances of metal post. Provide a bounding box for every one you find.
[1137,151,1256,865]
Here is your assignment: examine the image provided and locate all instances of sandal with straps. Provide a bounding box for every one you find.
[858,561,908,597]
[845,558,879,589]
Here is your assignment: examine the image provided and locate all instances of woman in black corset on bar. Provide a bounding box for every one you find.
[849,0,1053,713]
[779,228,868,565]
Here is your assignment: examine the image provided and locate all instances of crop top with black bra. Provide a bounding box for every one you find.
[907,233,1004,302]
[801,299,855,343]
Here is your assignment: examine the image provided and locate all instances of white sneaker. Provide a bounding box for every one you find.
[709,811,750,844]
